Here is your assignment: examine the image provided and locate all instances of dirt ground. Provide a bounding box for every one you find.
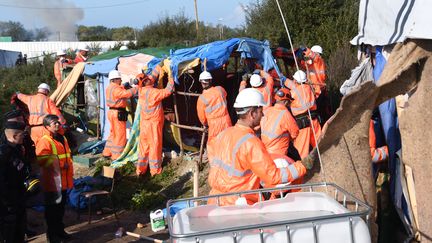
[28,152,206,243]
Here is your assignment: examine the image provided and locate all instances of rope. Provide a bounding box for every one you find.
[274,0,327,183]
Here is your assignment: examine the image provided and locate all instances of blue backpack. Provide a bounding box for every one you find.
[68,176,96,209]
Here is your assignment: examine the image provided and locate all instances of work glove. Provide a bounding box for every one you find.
[242,73,252,81]
[301,147,318,169]
[122,82,131,89]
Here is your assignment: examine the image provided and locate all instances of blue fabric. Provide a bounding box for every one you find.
[68,176,97,209]
[0,50,21,68]
[169,38,283,84]
[144,57,163,75]
[373,46,408,224]
[162,201,189,218]
[78,140,106,154]
[83,57,119,78]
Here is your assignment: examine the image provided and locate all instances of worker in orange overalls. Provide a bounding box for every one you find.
[301,45,331,123]
[196,71,232,142]
[17,83,66,144]
[207,88,308,206]
[102,70,138,160]
[369,120,388,163]
[74,48,88,63]
[36,115,73,242]
[53,50,73,87]
[239,70,274,108]
[284,70,322,158]
[137,68,174,176]
[260,88,299,155]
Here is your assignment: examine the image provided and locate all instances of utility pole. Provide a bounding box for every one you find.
[194,0,199,42]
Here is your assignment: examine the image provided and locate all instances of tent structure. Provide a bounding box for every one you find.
[0,49,21,68]
[111,38,284,164]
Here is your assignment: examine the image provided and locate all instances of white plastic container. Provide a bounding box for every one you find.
[171,192,371,243]
[150,209,166,232]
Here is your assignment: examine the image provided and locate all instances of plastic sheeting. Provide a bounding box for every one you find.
[0,49,20,68]
[351,0,432,46]
[169,38,283,84]
[83,54,157,140]
[373,47,411,232]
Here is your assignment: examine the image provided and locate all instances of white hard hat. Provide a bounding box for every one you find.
[311,45,323,54]
[234,88,266,108]
[38,83,50,92]
[80,48,89,52]
[293,70,307,84]
[199,71,212,82]
[108,70,122,80]
[119,46,128,51]
[250,74,263,87]
[56,50,66,56]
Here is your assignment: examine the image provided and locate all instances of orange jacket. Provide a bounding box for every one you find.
[74,53,87,63]
[36,133,74,191]
[106,82,138,108]
[197,86,232,140]
[17,93,66,126]
[207,123,306,206]
[284,79,317,116]
[239,70,274,107]
[54,59,63,86]
[260,103,299,155]
[369,120,388,163]
[302,49,326,96]
[139,77,174,121]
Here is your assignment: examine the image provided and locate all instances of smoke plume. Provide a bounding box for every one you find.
[16,0,84,41]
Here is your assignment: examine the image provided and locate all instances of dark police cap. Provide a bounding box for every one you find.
[4,110,23,121]
[4,121,26,130]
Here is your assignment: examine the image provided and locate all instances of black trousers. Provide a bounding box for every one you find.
[0,207,26,243]
[45,190,67,238]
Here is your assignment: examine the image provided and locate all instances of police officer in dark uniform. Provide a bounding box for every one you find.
[0,120,30,243]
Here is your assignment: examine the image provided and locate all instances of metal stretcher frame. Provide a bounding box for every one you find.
[166,182,372,243]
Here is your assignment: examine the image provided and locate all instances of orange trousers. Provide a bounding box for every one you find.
[30,126,45,145]
[102,110,127,160]
[293,118,321,158]
[207,115,232,142]
[137,119,163,176]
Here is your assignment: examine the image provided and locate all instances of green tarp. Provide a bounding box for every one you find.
[89,46,182,62]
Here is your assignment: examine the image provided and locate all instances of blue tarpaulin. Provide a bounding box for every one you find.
[169,38,283,84]
[0,49,20,68]
[373,46,410,228]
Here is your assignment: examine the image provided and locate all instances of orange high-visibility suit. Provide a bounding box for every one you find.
[17,93,66,144]
[102,83,138,160]
[207,123,306,206]
[36,133,74,192]
[284,79,321,158]
[239,70,274,107]
[54,59,72,87]
[196,86,232,142]
[302,48,326,96]
[260,103,299,155]
[74,53,87,63]
[369,120,388,163]
[54,59,64,87]
[137,77,174,176]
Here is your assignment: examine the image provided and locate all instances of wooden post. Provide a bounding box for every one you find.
[194,127,206,198]
[194,0,199,42]
[172,90,184,156]
[96,74,101,140]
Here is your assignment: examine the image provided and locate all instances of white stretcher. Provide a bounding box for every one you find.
[167,183,371,243]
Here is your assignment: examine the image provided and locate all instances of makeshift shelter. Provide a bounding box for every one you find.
[0,49,21,68]
[50,47,171,142]
[112,38,284,169]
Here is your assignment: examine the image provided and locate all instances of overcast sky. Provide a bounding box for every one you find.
[0,0,253,29]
